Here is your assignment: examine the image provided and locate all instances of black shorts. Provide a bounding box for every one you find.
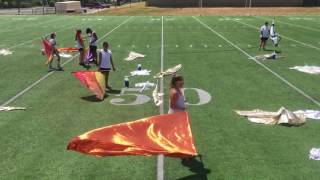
[100,68,111,72]
[261,37,268,41]
[89,46,97,53]
[78,48,84,52]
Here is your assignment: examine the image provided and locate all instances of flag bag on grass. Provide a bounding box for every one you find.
[67,112,197,158]
[72,71,106,100]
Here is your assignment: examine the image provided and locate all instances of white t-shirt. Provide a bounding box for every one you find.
[49,38,56,48]
[260,25,270,38]
[100,49,112,69]
[90,36,97,47]
[76,38,83,49]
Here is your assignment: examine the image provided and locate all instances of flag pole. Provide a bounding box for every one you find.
[157,16,165,180]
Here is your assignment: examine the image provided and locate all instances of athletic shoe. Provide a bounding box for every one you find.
[57,67,64,71]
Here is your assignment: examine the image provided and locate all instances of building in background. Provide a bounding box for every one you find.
[146,0,320,7]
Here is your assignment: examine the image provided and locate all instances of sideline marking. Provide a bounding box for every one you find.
[232,19,320,51]
[193,16,320,107]
[1,17,133,107]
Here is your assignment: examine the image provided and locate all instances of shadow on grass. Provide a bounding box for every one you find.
[106,89,121,94]
[81,94,109,102]
[177,155,211,180]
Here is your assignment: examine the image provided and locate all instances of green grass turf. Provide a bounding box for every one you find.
[0,15,320,179]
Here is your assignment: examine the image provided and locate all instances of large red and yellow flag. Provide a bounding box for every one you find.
[73,71,106,100]
[67,112,197,158]
[42,38,53,64]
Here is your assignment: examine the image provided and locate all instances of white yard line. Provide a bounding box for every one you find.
[232,19,320,51]
[255,16,320,33]
[0,17,63,34]
[193,16,320,107]
[8,17,114,50]
[0,17,133,107]
[8,19,85,50]
[157,16,165,180]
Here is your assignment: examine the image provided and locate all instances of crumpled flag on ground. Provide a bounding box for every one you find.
[135,81,155,92]
[309,148,320,160]
[235,107,306,126]
[0,49,13,56]
[152,82,163,106]
[294,110,320,120]
[154,64,182,78]
[130,69,151,76]
[0,107,26,111]
[67,112,197,158]
[59,53,72,58]
[124,51,146,61]
[250,52,282,61]
[290,66,320,75]
[72,71,106,100]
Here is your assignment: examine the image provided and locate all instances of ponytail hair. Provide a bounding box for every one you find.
[92,32,98,40]
[170,75,184,89]
[75,29,82,41]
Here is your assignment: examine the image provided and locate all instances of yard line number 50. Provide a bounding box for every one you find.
[110,88,212,106]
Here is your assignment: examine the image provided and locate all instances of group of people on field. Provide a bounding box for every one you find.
[44,28,186,114]
[259,21,281,51]
[45,28,116,90]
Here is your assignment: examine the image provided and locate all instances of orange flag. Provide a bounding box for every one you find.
[67,112,197,158]
[73,71,106,100]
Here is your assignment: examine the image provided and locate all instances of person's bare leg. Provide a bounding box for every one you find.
[259,40,263,50]
[105,71,110,89]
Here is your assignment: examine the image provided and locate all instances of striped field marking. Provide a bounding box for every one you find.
[193,16,320,107]
[0,17,133,107]
[232,19,320,51]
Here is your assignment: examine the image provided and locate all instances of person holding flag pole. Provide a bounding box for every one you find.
[75,29,89,69]
[46,32,63,72]
[270,17,281,51]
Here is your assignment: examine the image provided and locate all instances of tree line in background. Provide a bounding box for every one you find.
[0,0,109,8]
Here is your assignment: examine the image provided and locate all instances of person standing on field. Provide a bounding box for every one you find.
[98,42,116,91]
[168,76,186,114]
[259,22,270,51]
[48,32,63,71]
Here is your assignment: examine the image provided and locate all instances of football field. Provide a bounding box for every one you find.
[0,15,320,179]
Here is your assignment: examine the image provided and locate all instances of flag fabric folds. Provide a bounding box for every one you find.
[73,71,106,100]
[67,112,197,158]
[42,38,53,64]
[41,39,78,65]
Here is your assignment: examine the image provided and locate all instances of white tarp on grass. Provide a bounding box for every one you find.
[294,110,320,120]
[135,81,155,92]
[125,51,145,61]
[309,148,320,160]
[130,69,151,76]
[236,107,306,126]
[0,49,13,56]
[290,66,320,75]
